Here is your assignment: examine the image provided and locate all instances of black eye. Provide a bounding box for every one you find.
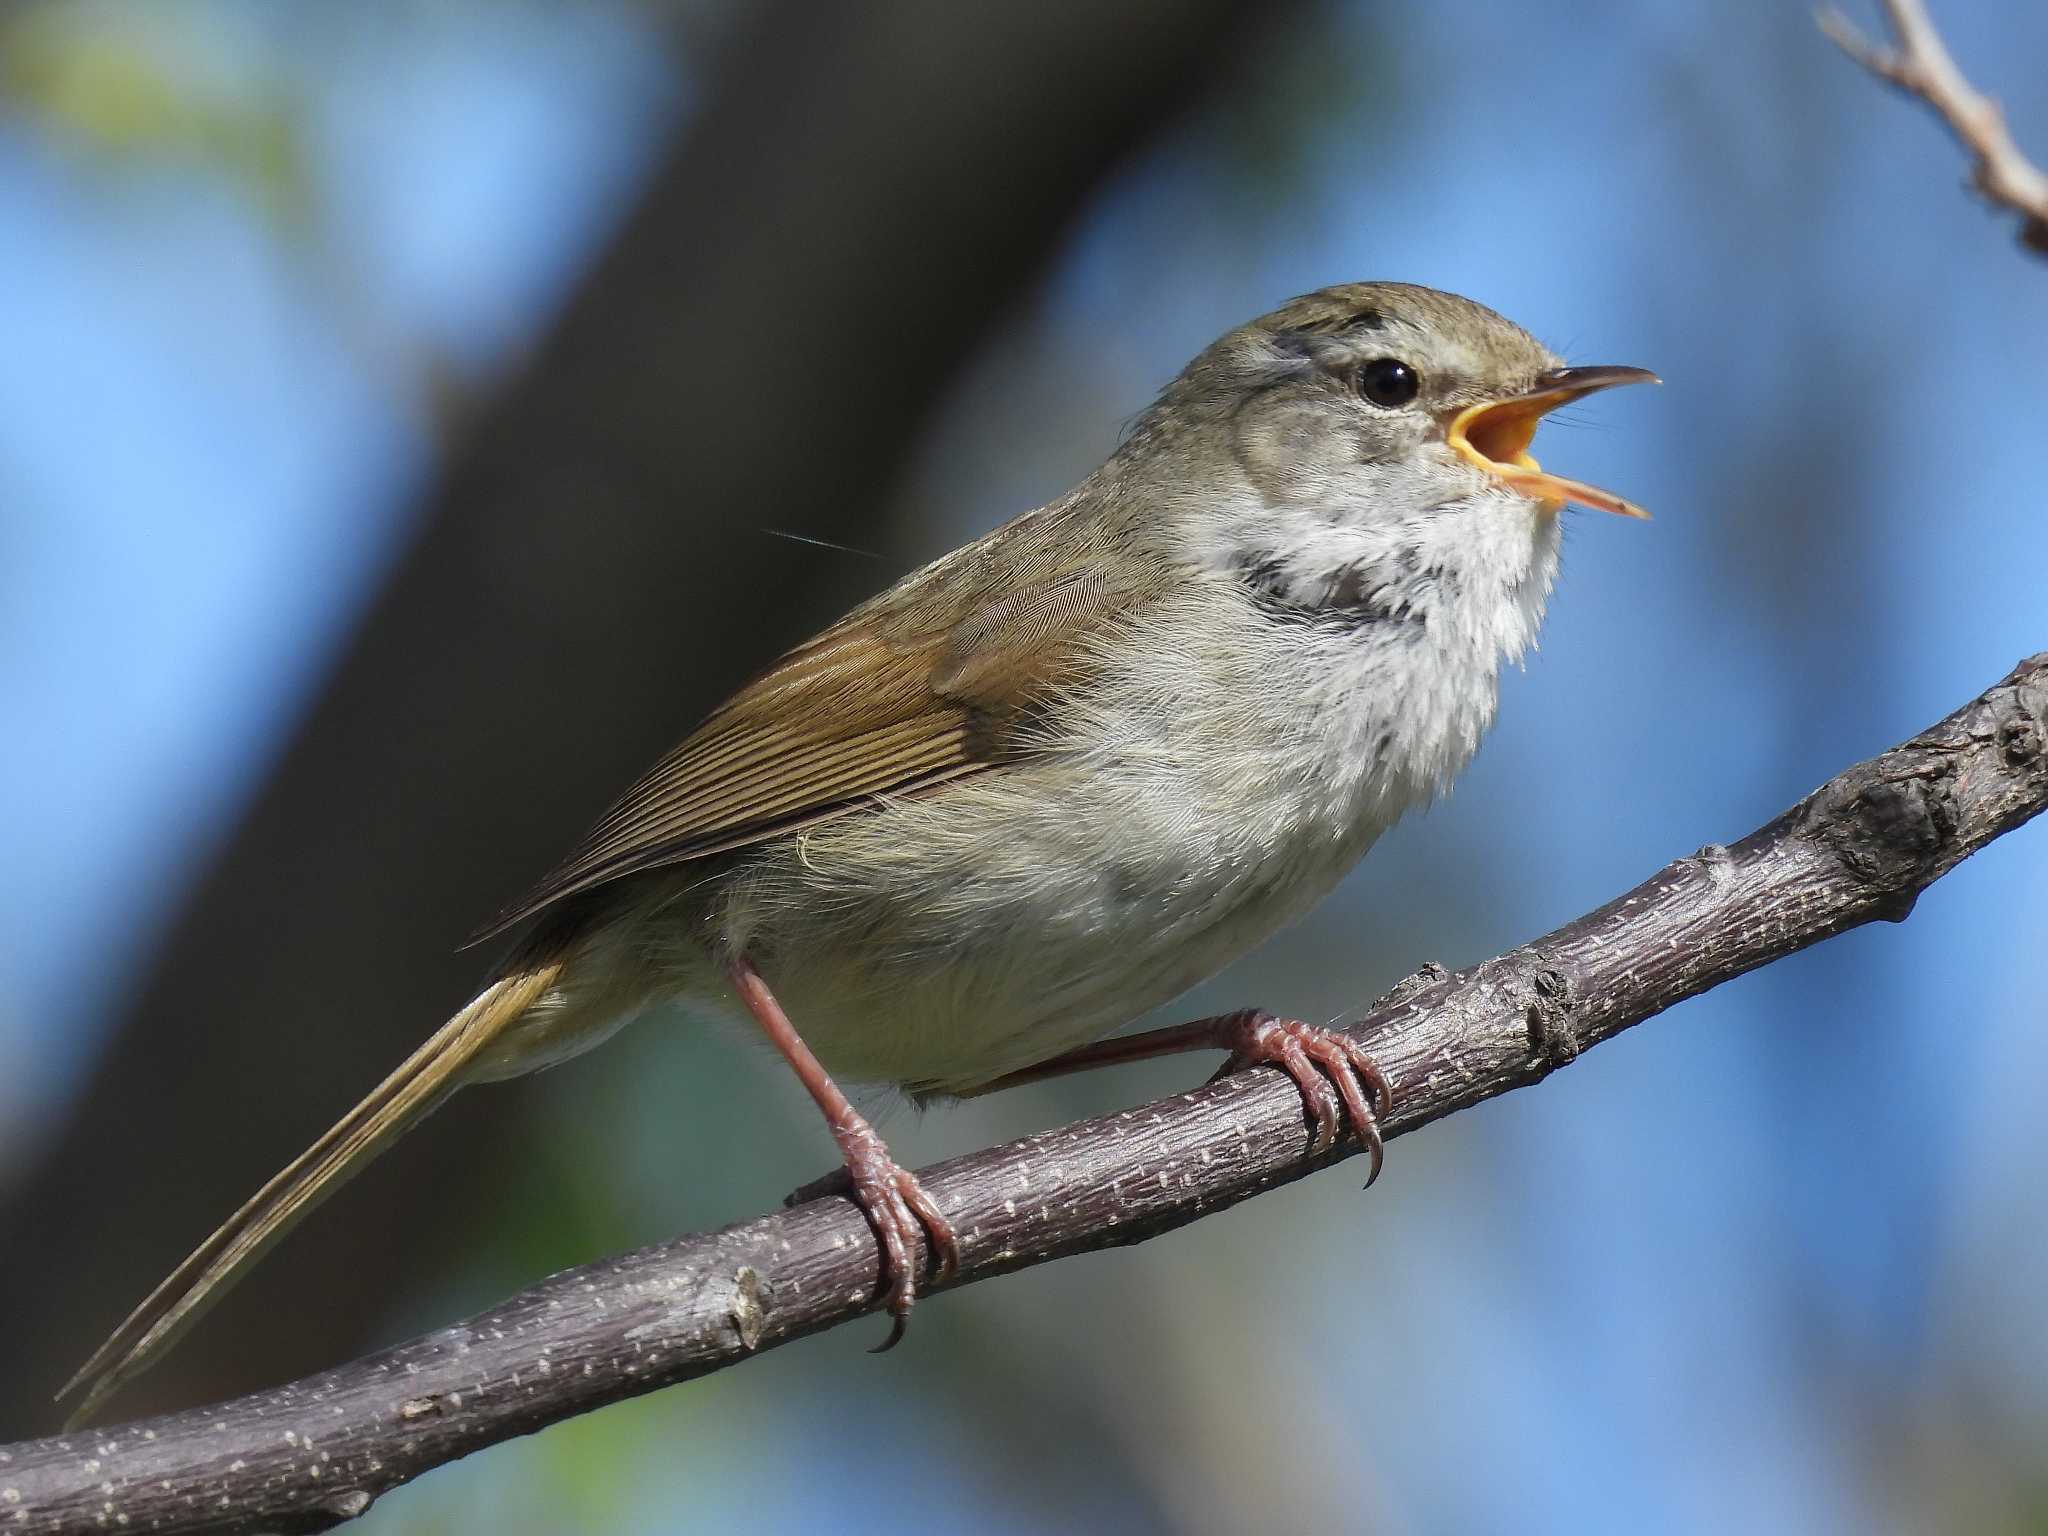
[1357,357,1420,408]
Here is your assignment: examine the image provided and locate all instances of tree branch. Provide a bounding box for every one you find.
[6,653,2044,1532]
[1822,0,2048,255]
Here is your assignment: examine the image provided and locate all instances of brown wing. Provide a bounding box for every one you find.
[474,503,1150,939]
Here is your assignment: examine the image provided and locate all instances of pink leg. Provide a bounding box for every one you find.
[729,955,958,1348]
[977,1010,1392,1185]
[970,1021,1233,1091]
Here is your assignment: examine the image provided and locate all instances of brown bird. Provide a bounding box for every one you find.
[65,281,1652,1424]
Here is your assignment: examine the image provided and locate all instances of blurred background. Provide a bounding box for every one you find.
[3,1,2046,1531]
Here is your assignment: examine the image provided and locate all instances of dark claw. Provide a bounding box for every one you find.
[870,1314,909,1354]
[1359,1117,1385,1188]
[784,1164,853,1207]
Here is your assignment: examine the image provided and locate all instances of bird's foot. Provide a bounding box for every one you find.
[827,1113,958,1351]
[1207,1010,1392,1184]
[731,953,957,1350]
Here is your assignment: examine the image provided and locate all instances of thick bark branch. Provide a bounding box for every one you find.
[6,655,2043,1533]
[1822,0,2048,255]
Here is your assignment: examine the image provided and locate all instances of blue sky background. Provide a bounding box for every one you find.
[3,2,2046,1531]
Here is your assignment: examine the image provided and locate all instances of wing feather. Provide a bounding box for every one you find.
[474,504,1157,940]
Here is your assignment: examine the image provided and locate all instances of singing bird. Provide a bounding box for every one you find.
[67,282,1652,1423]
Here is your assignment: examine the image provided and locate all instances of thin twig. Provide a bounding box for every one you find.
[1822,0,2048,254]
[3,653,2044,1534]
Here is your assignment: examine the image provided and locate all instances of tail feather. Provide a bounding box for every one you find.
[60,956,564,1427]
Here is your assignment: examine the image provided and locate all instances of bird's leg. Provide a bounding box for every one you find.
[728,955,957,1348]
[972,1010,1392,1185]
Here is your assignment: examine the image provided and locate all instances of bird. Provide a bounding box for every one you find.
[64,281,1654,1425]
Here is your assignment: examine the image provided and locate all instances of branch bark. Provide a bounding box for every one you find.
[7,654,2043,1534]
[1822,0,2048,255]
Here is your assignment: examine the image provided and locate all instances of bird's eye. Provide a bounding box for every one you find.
[1357,358,1420,408]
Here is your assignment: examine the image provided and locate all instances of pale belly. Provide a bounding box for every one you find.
[698,750,1395,1094]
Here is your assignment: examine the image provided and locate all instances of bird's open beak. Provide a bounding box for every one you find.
[1446,365,1659,519]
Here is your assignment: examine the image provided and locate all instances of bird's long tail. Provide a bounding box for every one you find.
[59,951,566,1428]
